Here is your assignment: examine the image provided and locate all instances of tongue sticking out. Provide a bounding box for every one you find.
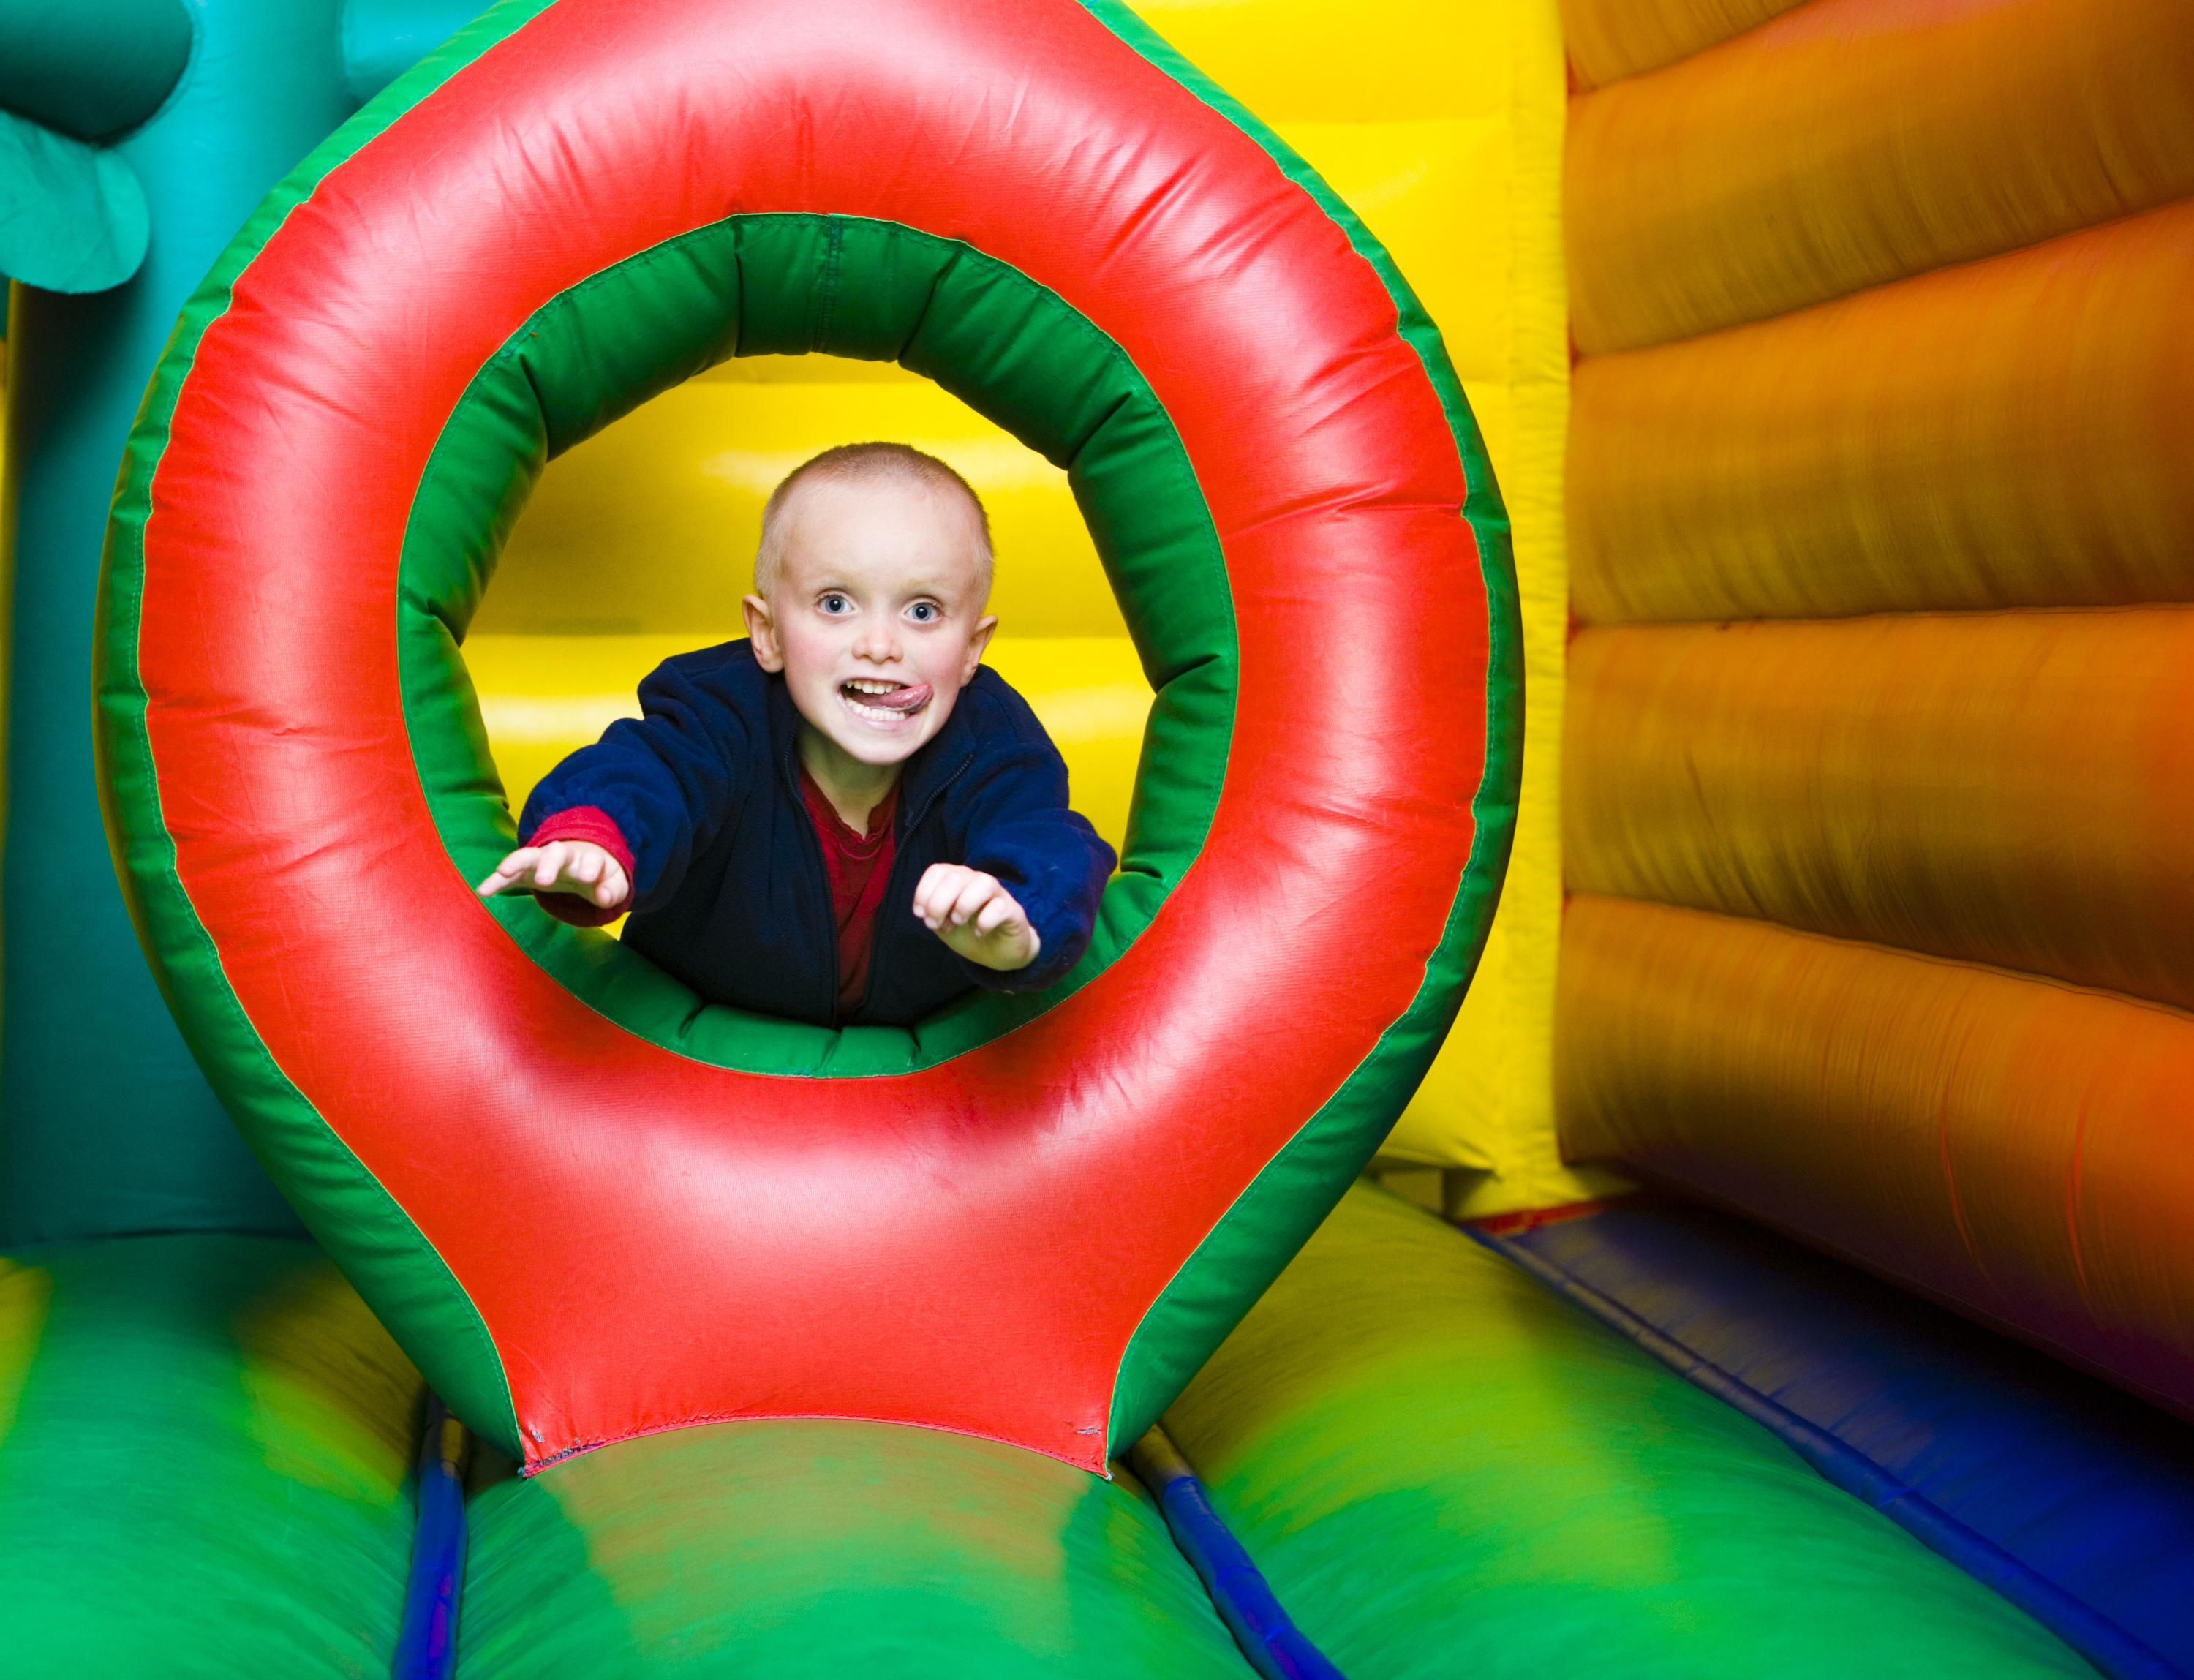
[844,680,932,715]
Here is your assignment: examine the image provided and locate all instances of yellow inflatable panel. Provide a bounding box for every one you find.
[480,358,1127,641]
[1571,199,2194,625]
[1560,0,1801,91]
[1567,0,2194,353]
[1567,609,2194,1013]
[1557,893,2194,1424]
[1131,0,1490,121]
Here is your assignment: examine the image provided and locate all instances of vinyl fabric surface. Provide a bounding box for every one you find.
[98,0,1518,1470]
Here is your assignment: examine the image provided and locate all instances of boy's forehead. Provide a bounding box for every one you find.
[779,470,967,528]
[772,478,989,594]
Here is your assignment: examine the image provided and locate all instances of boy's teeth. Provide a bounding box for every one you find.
[841,678,933,715]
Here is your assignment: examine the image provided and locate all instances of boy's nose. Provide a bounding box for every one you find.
[856,622,900,659]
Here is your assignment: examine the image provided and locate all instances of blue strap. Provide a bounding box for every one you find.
[1131,1427,1347,1680]
[393,1394,470,1680]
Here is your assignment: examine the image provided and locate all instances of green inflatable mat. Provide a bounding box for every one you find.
[0,1234,422,1676]
[457,1417,1256,1677]
[1163,1181,2095,1679]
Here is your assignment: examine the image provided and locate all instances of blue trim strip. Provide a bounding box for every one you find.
[393,1393,469,1680]
[1131,1427,1347,1680]
[1468,1226,2182,1680]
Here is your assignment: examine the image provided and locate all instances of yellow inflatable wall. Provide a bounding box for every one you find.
[467,0,1599,1217]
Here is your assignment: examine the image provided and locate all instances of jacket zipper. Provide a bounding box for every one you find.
[782,735,844,1027]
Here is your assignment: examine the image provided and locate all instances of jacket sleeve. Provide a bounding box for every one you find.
[950,717,1117,995]
[516,655,754,916]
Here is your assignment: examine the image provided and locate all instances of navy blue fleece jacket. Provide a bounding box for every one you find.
[518,639,1115,1028]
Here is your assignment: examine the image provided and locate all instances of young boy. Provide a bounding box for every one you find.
[476,442,1116,1028]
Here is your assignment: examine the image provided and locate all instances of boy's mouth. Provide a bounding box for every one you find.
[840,677,933,722]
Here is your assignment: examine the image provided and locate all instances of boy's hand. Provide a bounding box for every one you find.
[913,864,1041,972]
[476,840,630,910]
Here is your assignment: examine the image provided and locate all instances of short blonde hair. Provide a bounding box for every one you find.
[754,442,994,597]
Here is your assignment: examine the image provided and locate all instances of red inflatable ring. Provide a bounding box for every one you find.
[100,0,1518,1472]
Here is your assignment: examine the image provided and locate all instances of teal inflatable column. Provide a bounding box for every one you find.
[0,0,353,1243]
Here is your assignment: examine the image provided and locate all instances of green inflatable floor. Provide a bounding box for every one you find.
[457,1418,1254,1677]
[0,1235,422,1676]
[1164,1183,2094,1679]
[0,1187,2107,1677]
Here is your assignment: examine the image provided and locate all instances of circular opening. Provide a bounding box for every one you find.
[409,214,1237,1077]
[470,355,1144,897]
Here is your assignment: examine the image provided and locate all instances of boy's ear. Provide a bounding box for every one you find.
[961,613,999,686]
[743,592,785,671]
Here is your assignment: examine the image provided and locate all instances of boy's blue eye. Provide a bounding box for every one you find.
[821,594,848,614]
[908,602,938,622]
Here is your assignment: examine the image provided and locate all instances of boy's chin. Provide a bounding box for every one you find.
[843,737,925,767]
[815,716,937,768]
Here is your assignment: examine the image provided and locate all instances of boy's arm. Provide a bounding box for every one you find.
[946,734,1117,994]
[510,655,755,918]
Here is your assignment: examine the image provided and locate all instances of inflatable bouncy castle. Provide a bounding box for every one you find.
[1,0,2190,1674]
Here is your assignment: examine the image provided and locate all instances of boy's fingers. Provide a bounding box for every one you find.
[973,895,1017,936]
[914,865,966,925]
[478,848,538,897]
[478,843,630,908]
[949,873,998,927]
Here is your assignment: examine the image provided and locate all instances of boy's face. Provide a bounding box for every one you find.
[742,477,998,770]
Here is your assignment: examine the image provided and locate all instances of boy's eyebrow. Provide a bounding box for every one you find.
[869,571,980,600]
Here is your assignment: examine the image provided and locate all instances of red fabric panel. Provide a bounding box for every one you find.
[136,0,1485,1469]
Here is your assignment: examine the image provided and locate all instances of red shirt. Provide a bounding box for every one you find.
[799,768,900,1021]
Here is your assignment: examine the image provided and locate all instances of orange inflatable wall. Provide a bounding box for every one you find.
[1554,0,2194,1419]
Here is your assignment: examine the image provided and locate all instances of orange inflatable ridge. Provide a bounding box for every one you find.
[1570,198,2194,624]
[1557,894,2194,1423]
[1567,0,2194,352]
[1567,610,2194,1012]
